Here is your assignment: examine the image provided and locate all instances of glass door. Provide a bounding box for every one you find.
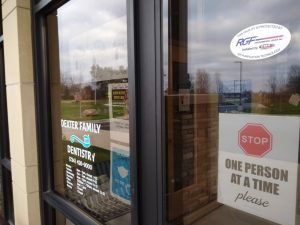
[48,0,131,223]
[33,0,134,224]
[163,1,300,225]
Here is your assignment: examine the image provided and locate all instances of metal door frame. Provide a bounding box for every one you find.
[32,0,164,224]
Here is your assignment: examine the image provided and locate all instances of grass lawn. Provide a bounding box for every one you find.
[266,102,300,115]
[61,99,126,120]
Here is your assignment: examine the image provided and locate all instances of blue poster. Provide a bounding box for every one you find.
[111,147,131,204]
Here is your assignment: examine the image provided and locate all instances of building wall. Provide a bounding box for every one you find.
[2,0,41,224]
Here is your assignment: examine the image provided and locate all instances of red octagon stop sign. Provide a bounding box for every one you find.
[238,123,272,157]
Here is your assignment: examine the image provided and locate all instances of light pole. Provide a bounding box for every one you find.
[94,83,97,105]
[234,61,243,108]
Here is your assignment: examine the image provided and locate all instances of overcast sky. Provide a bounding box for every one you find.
[57,0,127,82]
[56,0,300,92]
[163,0,300,92]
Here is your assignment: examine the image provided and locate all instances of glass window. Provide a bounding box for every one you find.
[163,0,300,225]
[47,0,131,224]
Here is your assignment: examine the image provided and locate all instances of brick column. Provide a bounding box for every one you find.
[2,0,41,224]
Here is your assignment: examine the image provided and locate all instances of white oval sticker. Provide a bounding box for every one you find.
[230,23,291,60]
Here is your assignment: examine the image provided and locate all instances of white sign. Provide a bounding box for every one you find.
[230,23,291,60]
[218,113,299,225]
[289,93,300,106]
[179,89,190,112]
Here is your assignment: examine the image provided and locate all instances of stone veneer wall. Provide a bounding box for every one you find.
[2,0,41,224]
[167,94,219,224]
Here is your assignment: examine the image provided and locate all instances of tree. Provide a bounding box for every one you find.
[90,64,127,81]
[195,69,209,94]
[287,65,300,93]
[267,74,277,96]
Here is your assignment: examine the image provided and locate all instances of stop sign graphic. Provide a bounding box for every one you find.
[238,123,272,157]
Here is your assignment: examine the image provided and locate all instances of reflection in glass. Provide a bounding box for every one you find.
[164,0,300,225]
[47,0,131,224]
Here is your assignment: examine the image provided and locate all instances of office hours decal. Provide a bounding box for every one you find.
[60,82,131,204]
[218,113,299,225]
[62,120,104,196]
